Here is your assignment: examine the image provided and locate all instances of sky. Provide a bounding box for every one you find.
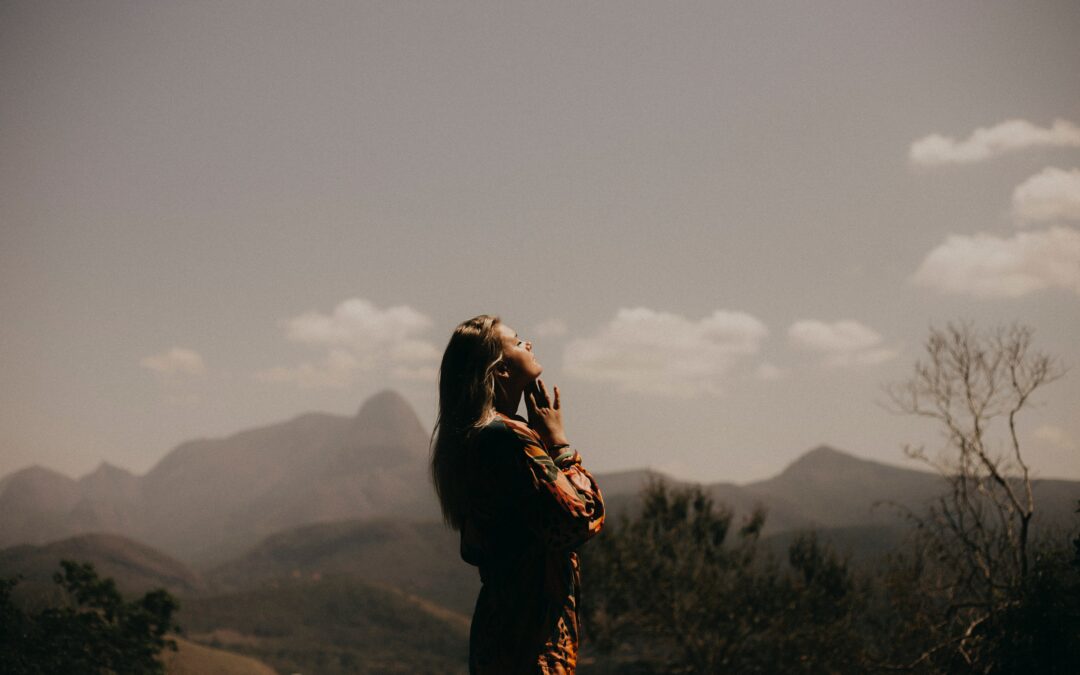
[2,1,1079,485]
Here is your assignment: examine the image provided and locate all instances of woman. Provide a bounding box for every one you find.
[431,315,605,675]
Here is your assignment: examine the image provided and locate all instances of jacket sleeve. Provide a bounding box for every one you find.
[501,417,605,550]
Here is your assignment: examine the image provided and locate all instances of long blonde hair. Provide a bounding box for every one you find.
[431,315,504,530]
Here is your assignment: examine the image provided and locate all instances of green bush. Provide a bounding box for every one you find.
[0,560,178,675]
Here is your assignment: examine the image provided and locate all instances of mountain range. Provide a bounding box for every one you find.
[0,390,437,565]
[2,391,1076,673]
[3,390,1077,568]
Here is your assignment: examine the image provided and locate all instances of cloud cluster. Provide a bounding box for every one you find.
[909,116,1080,298]
[787,320,898,367]
[1012,167,1080,224]
[909,118,1080,166]
[285,299,432,352]
[257,298,438,388]
[140,347,206,377]
[563,308,768,396]
[912,227,1080,298]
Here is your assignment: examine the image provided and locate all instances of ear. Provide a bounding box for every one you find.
[494,360,510,381]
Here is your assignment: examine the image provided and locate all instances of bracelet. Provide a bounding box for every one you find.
[553,449,578,466]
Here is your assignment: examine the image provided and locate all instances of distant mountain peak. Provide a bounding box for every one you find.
[1,464,76,485]
[353,390,424,432]
[0,464,81,516]
[768,444,938,492]
[355,389,414,419]
[79,461,139,499]
[84,461,133,479]
[802,445,851,461]
[348,390,428,460]
[776,445,865,480]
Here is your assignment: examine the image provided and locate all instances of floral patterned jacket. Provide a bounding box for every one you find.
[461,412,605,675]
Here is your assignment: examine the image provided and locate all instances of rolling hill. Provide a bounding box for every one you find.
[179,574,469,675]
[0,531,467,675]
[204,518,478,615]
[0,532,206,599]
[162,636,279,675]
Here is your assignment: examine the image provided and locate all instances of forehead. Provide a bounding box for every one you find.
[496,323,517,341]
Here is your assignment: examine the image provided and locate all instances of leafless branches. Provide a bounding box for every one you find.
[884,322,1064,670]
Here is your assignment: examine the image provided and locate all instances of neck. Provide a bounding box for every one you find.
[493,384,523,418]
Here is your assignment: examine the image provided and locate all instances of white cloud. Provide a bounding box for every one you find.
[255,349,360,389]
[1034,425,1077,451]
[1012,167,1080,224]
[788,320,898,367]
[911,226,1080,298]
[140,347,206,377]
[788,320,881,352]
[285,298,432,350]
[531,318,569,339]
[562,308,769,396]
[258,298,438,388]
[909,118,1080,166]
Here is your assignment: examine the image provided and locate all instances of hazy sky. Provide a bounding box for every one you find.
[2,1,1079,484]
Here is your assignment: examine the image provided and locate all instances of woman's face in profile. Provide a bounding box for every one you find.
[497,323,543,384]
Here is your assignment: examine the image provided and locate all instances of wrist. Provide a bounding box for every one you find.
[552,447,578,467]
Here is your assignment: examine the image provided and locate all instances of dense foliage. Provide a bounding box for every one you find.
[581,482,866,673]
[581,483,1080,674]
[0,560,178,674]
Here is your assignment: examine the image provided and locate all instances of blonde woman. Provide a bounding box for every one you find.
[431,315,605,675]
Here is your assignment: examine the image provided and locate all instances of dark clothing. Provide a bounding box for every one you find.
[461,412,605,674]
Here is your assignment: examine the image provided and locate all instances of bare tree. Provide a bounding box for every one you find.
[885,322,1064,669]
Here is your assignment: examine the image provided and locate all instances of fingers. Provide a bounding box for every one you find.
[536,378,550,407]
[526,379,562,411]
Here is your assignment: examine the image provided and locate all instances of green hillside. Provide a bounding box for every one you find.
[0,533,206,597]
[179,574,468,675]
[164,636,279,675]
[205,518,478,615]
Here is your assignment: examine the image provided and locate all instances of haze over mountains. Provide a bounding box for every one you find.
[3,389,1077,569]
[0,391,436,564]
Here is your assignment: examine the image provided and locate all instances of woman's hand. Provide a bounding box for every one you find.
[525,379,569,450]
